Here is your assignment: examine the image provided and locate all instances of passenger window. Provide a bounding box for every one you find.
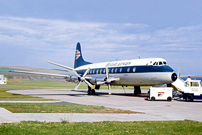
[103,69,106,74]
[100,69,102,74]
[97,69,99,74]
[93,70,95,74]
[115,68,117,73]
[133,67,136,72]
[111,68,114,73]
[127,68,130,72]
[119,68,122,73]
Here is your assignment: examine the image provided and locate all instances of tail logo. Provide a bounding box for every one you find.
[75,50,81,60]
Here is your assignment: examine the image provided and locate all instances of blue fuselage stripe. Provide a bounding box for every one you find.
[77,65,174,75]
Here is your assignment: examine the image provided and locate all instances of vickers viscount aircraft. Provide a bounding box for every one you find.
[11,42,177,95]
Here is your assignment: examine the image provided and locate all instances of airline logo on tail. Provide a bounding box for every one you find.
[75,50,81,59]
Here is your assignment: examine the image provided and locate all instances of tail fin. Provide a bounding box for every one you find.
[74,42,92,68]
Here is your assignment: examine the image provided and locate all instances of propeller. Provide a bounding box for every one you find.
[177,68,180,79]
[74,67,93,90]
[105,67,112,95]
[47,61,93,90]
[96,67,120,95]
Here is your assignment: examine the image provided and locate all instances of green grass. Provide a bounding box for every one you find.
[0,121,202,135]
[0,79,149,101]
[5,79,150,89]
[0,104,139,113]
[0,79,76,101]
[0,88,55,101]
[5,79,73,89]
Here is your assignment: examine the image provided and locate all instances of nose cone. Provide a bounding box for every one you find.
[171,73,177,82]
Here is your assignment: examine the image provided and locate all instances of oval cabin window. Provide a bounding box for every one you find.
[133,67,136,72]
[127,68,130,72]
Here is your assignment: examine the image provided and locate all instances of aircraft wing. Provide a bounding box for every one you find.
[10,70,69,78]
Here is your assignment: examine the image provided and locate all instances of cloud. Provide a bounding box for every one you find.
[0,16,202,74]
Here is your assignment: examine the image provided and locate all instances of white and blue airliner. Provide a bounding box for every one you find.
[11,43,177,95]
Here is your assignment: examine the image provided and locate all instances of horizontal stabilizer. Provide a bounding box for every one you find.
[47,61,74,71]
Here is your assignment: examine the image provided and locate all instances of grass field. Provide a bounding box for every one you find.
[0,79,143,101]
[0,121,202,135]
[0,74,202,134]
[5,79,141,89]
[0,104,139,113]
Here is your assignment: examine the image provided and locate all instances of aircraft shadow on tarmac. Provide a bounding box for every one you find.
[29,90,148,98]
[72,90,149,98]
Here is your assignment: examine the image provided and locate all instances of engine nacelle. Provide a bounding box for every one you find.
[65,76,78,83]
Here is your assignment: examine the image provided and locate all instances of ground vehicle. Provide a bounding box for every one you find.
[172,78,202,102]
[149,87,173,101]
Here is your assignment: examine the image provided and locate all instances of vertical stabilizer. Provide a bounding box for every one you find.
[74,42,92,68]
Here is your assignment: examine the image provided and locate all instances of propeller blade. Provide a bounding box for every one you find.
[84,80,93,88]
[108,84,111,95]
[106,67,109,78]
[73,70,81,78]
[74,81,82,90]
[178,68,181,79]
[83,67,90,77]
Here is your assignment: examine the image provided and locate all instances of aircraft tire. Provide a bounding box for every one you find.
[167,97,172,101]
[92,89,95,95]
[134,86,141,95]
[185,94,193,102]
[151,97,155,101]
[87,89,95,95]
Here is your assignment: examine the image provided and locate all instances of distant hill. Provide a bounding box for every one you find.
[0,66,70,80]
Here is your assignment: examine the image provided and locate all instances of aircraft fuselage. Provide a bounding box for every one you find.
[75,58,177,86]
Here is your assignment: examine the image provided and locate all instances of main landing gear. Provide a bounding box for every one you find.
[134,86,141,95]
[87,86,95,95]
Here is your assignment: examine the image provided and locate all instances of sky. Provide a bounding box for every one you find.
[0,0,202,75]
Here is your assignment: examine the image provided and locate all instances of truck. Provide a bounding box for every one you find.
[172,77,202,102]
[149,86,173,101]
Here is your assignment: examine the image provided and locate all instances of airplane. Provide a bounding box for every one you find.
[11,42,177,95]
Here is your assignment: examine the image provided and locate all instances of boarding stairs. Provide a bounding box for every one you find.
[172,78,185,93]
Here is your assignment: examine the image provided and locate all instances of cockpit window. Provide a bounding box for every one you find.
[153,61,167,66]
[156,62,158,65]
[159,62,163,65]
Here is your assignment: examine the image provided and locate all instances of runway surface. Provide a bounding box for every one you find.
[1,89,202,123]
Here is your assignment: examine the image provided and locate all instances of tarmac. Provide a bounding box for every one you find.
[1,89,202,123]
